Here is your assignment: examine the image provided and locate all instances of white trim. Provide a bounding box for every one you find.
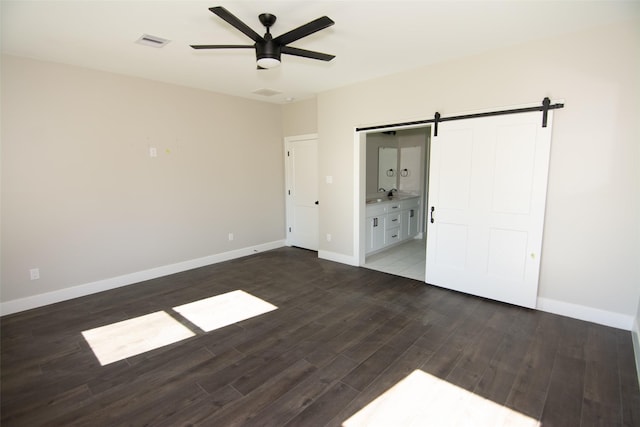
[632,315,640,389]
[536,297,634,330]
[354,130,366,267]
[1,240,285,316]
[318,250,359,267]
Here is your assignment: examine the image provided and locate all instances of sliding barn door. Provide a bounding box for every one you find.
[425,111,552,308]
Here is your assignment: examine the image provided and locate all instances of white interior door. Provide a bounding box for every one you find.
[425,111,553,308]
[285,135,319,251]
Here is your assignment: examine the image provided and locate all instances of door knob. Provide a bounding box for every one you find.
[315,201,319,205]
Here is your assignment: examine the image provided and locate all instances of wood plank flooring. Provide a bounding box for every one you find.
[2,247,639,426]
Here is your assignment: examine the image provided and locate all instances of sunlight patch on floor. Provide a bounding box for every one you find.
[81,311,195,366]
[173,290,278,332]
[342,370,539,427]
[82,290,277,366]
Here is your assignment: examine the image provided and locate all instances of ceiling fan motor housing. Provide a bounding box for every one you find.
[256,34,281,63]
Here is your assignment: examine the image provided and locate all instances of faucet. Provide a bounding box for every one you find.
[387,188,397,198]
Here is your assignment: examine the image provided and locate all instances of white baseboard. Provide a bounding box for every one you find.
[632,317,640,390]
[536,297,634,331]
[318,250,359,267]
[1,240,285,316]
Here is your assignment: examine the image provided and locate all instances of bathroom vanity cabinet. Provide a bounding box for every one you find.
[365,196,420,255]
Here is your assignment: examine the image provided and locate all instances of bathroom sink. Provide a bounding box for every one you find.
[366,198,384,204]
[366,194,418,204]
[366,197,397,204]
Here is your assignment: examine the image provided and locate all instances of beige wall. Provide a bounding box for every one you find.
[635,297,640,384]
[282,98,317,137]
[2,19,639,324]
[317,19,640,318]
[1,55,285,303]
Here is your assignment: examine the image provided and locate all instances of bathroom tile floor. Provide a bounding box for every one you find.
[364,237,426,281]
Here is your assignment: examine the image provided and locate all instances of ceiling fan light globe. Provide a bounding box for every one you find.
[257,57,281,69]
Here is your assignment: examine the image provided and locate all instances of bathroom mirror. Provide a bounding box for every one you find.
[378,146,397,192]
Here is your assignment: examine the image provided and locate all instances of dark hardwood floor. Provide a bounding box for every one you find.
[2,247,639,426]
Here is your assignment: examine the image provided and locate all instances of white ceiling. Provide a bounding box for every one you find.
[2,1,638,104]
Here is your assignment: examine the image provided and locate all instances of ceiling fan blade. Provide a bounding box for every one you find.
[191,44,254,50]
[281,46,335,61]
[273,16,334,46]
[209,6,263,43]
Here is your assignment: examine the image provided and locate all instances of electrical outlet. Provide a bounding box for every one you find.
[30,268,40,280]
[228,233,234,241]
[149,147,157,157]
[326,234,332,242]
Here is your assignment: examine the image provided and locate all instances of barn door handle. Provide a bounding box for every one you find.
[430,206,435,223]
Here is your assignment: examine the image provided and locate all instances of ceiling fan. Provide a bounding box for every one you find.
[191,6,335,69]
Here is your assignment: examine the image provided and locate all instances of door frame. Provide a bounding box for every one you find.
[354,124,430,267]
[284,133,319,249]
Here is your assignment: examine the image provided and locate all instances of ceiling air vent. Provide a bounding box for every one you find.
[136,34,171,48]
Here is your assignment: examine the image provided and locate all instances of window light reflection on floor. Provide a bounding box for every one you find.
[81,311,195,366]
[342,370,540,427]
[82,290,277,366]
[173,289,278,332]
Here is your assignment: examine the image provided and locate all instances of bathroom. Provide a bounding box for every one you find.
[363,127,430,281]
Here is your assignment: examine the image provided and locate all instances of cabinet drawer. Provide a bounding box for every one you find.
[387,203,401,212]
[385,228,401,244]
[386,212,401,227]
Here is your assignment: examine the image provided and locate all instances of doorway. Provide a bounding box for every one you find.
[355,104,554,309]
[358,127,431,281]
